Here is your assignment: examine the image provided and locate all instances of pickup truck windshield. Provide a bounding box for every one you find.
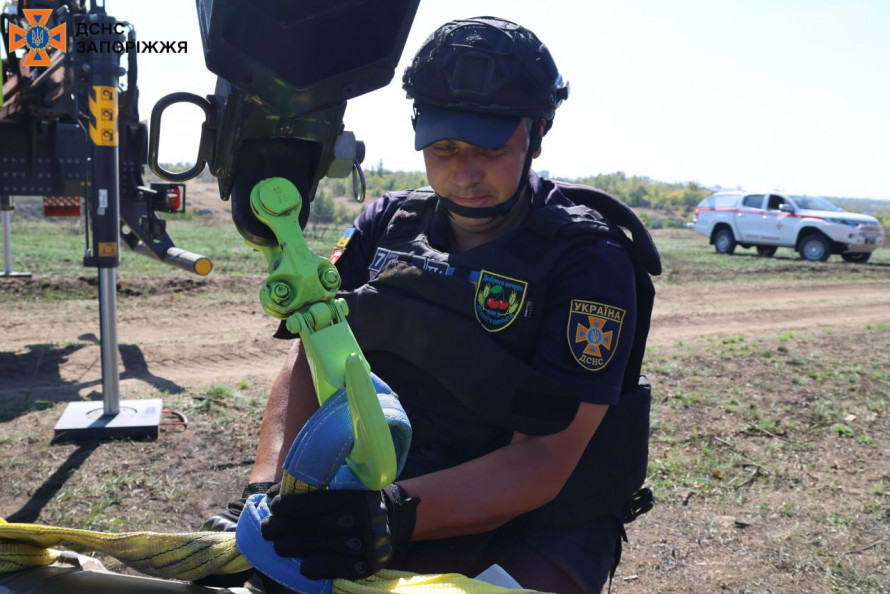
[790,196,844,211]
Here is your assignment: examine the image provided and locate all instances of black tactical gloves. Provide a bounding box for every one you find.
[201,481,278,532]
[260,483,419,580]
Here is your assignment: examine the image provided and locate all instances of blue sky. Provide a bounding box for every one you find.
[113,0,890,200]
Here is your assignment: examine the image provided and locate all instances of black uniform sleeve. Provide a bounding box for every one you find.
[530,234,637,406]
[335,192,409,291]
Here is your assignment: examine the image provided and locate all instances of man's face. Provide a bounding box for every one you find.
[422,119,539,230]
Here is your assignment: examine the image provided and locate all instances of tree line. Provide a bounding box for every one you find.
[316,168,890,230]
[157,162,890,230]
[312,168,709,229]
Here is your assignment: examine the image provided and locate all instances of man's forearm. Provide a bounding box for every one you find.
[250,340,319,483]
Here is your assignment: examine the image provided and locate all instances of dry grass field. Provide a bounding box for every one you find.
[1,183,888,592]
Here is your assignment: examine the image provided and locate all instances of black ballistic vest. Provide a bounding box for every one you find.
[343,182,661,527]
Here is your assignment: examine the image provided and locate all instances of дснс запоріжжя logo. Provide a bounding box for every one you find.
[8,8,67,67]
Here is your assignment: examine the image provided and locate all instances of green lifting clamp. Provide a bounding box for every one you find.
[249,177,397,491]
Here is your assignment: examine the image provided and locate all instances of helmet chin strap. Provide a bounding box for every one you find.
[437,122,542,220]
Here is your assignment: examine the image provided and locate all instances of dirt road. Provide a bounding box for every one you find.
[2,274,888,403]
[651,280,890,345]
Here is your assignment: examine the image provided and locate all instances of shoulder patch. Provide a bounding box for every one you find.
[567,299,626,371]
[474,270,527,332]
[329,227,355,264]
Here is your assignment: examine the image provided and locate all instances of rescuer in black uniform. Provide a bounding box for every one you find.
[217,16,658,593]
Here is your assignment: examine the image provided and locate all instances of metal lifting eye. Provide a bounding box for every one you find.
[352,160,366,203]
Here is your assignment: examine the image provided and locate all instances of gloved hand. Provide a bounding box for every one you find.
[260,483,419,580]
[201,481,278,532]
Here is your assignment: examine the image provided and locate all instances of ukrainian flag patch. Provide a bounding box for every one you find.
[330,226,355,264]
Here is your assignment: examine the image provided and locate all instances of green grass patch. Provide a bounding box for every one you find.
[646,325,890,509]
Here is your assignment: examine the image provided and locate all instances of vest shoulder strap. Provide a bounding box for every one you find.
[555,182,662,276]
[382,188,437,239]
[523,201,612,239]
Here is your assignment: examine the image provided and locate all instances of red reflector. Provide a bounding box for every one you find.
[43,195,82,217]
[167,187,182,211]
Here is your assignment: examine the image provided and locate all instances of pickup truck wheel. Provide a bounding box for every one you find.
[756,246,777,257]
[841,252,871,264]
[799,234,831,262]
[713,228,736,255]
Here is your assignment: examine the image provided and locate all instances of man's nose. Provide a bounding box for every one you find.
[451,152,485,187]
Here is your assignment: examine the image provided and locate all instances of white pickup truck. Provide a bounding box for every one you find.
[691,191,885,263]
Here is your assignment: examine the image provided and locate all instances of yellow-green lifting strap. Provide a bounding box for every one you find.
[0,519,545,592]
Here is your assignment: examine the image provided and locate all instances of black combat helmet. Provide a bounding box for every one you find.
[403,16,569,151]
